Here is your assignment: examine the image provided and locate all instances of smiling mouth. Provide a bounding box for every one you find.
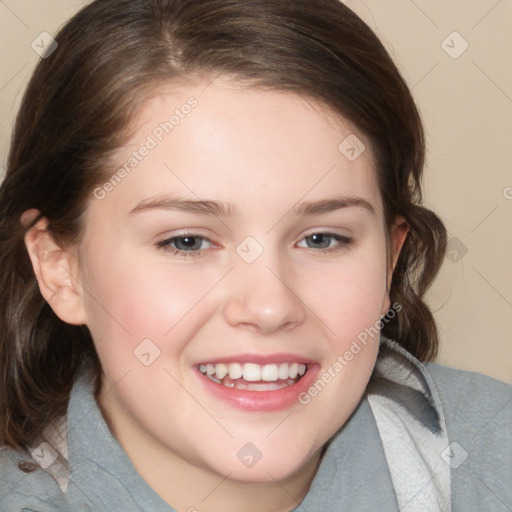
[197,362,308,391]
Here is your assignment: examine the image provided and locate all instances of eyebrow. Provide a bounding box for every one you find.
[292,197,375,216]
[129,196,239,217]
[129,195,375,217]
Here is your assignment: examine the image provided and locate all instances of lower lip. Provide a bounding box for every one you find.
[195,365,320,411]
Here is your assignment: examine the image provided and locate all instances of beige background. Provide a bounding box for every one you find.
[1,1,511,383]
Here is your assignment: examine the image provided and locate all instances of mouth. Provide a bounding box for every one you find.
[197,361,308,391]
[194,357,318,411]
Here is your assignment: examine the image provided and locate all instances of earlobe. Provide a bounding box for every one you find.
[23,210,87,325]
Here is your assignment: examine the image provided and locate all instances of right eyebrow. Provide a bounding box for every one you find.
[129,195,240,217]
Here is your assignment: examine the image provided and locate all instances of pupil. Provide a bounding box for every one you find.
[309,234,329,248]
[177,236,200,250]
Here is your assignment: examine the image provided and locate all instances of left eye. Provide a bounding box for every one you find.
[158,235,212,252]
[297,233,351,250]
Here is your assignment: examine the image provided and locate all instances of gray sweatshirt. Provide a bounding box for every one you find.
[1,338,511,511]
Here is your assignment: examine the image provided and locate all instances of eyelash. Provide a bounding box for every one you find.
[156,232,353,258]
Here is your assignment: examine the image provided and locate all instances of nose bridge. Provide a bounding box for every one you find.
[222,243,307,333]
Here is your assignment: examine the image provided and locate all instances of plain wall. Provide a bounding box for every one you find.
[0,0,511,383]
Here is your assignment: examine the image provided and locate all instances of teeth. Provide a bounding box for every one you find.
[198,361,308,382]
[228,363,243,379]
[261,364,278,381]
[235,379,296,391]
[215,363,228,379]
[243,363,261,382]
[278,363,289,380]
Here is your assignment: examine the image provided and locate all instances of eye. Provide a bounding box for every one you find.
[296,232,352,252]
[156,234,214,257]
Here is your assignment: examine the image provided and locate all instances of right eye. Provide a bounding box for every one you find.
[156,234,216,258]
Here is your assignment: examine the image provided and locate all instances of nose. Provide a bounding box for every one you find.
[222,257,307,335]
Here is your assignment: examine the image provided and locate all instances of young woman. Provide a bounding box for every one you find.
[0,1,510,511]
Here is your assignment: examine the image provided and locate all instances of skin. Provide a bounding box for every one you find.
[25,78,407,512]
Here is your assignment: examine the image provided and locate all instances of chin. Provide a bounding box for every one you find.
[200,443,320,484]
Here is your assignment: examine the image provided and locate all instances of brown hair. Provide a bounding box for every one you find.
[0,0,446,448]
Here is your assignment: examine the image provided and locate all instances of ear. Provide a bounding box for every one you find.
[387,215,409,290]
[22,210,87,325]
[381,216,409,315]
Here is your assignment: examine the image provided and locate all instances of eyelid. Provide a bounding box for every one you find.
[299,225,352,236]
[155,228,218,244]
[296,227,353,243]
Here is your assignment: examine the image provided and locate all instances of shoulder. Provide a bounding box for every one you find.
[0,445,69,511]
[426,363,512,509]
[426,362,512,431]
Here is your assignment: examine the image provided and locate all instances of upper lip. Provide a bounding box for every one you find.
[195,353,316,366]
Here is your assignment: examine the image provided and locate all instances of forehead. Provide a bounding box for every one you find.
[93,79,382,218]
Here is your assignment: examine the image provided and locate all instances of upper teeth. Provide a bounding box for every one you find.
[198,362,307,382]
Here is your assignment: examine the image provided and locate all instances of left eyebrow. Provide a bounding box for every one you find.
[293,197,376,216]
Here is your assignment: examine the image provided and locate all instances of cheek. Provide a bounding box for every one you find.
[80,249,223,373]
[304,249,388,341]
[294,261,386,443]
[296,241,388,403]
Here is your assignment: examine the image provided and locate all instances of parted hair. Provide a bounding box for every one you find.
[0,0,446,448]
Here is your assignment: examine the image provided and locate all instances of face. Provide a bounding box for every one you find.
[72,79,399,485]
